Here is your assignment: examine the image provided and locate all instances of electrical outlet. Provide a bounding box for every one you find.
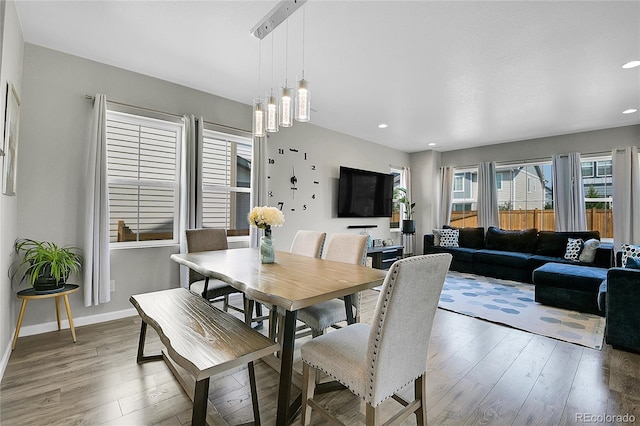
[110,280,116,292]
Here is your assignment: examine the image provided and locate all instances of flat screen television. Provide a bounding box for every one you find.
[337,166,394,217]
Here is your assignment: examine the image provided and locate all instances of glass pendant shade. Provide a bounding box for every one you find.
[279,87,294,127]
[266,94,279,133]
[295,78,310,122]
[253,98,265,138]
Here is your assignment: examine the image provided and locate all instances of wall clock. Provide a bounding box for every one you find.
[267,147,319,213]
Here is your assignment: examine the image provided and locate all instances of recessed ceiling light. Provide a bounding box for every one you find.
[378,123,388,129]
[622,60,640,69]
[428,142,437,146]
[623,108,638,114]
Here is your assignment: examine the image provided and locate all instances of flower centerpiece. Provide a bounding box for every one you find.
[248,206,285,264]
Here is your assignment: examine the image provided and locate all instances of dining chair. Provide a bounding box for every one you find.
[296,233,369,337]
[185,228,243,313]
[290,230,327,259]
[300,253,452,425]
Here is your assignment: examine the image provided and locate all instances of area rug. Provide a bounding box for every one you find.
[438,271,606,350]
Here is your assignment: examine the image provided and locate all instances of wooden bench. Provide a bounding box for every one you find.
[130,288,279,425]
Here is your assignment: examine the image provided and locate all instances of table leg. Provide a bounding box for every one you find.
[55,296,61,330]
[12,299,28,350]
[62,295,77,343]
[344,294,355,325]
[276,309,298,426]
[192,377,210,426]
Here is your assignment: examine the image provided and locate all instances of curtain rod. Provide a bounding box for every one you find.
[450,150,612,170]
[84,95,251,135]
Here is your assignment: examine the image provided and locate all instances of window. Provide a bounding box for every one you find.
[496,173,503,191]
[106,111,182,244]
[495,162,553,231]
[582,156,613,238]
[451,169,477,227]
[390,168,402,230]
[200,129,252,236]
[596,160,612,177]
[581,162,594,178]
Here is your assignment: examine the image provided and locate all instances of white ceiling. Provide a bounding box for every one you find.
[14,0,640,153]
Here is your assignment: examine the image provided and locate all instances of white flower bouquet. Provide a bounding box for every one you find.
[248,206,285,230]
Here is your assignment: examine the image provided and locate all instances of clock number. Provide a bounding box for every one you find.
[311,165,316,170]
[289,148,299,152]
[312,194,316,199]
[268,191,273,197]
[278,148,284,155]
[277,202,284,211]
[313,181,319,184]
[303,204,307,210]
[304,152,307,160]
[268,158,275,164]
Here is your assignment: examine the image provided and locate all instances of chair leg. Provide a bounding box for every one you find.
[223,294,229,312]
[301,363,317,425]
[366,403,380,426]
[268,309,278,341]
[311,328,324,338]
[414,374,428,425]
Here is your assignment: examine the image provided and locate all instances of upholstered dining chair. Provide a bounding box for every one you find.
[300,253,452,425]
[185,228,243,313]
[296,233,369,337]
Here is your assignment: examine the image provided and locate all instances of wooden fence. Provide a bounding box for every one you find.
[449,208,613,238]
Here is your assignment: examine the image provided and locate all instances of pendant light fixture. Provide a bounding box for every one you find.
[295,5,310,122]
[265,34,279,133]
[279,20,294,127]
[253,40,265,138]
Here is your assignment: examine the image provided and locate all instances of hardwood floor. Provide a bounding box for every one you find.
[2,291,639,425]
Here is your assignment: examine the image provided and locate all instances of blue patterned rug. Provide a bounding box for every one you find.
[439,271,605,350]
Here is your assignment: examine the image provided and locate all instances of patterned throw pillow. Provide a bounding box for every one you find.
[621,243,640,268]
[439,229,459,247]
[564,238,583,261]
[578,238,600,263]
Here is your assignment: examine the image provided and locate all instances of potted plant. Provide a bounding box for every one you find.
[11,238,83,293]
[393,186,415,233]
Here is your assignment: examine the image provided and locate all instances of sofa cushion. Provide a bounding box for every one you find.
[528,255,580,271]
[532,262,608,293]
[485,227,538,254]
[473,249,532,269]
[443,226,485,249]
[427,246,476,263]
[535,231,600,257]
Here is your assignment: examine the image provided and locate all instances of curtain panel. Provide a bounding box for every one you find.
[83,94,111,306]
[553,153,586,232]
[612,147,640,250]
[477,162,499,230]
[439,166,454,226]
[249,136,268,248]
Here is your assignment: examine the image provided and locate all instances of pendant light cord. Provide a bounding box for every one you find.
[271,33,275,96]
[302,6,306,80]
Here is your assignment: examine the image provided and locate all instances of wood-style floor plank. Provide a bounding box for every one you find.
[2,290,640,425]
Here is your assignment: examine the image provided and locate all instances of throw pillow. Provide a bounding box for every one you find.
[432,229,443,246]
[564,238,584,261]
[621,243,640,268]
[626,256,640,270]
[578,238,600,263]
[439,229,459,247]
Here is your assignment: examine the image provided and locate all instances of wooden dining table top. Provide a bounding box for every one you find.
[170,247,387,312]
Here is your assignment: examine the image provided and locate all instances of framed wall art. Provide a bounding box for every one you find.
[2,82,20,196]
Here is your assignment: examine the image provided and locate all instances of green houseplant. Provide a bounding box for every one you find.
[393,186,416,233]
[11,239,83,292]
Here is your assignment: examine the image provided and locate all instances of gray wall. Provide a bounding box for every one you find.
[14,44,409,333]
[0,0,24,376]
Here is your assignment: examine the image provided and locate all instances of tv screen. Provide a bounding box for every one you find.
[337,166,393,217]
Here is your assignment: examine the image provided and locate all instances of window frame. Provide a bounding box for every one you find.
[453,175,464,192]
[106,109,183,248]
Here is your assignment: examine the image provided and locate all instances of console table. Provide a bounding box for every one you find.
[367,245,404,270]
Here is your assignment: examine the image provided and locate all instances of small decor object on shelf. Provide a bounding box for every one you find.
[248,206,285,264]
[10,238,83,293]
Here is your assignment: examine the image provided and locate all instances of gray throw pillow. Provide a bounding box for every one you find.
[579,238,600,263]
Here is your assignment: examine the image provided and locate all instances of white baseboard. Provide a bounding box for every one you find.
[16,308,138,338]
[0,338,12,383]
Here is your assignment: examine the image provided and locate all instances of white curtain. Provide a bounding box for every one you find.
[400,166,412,219]
[612,146,640,250]
[83,94,110,306]
[553,153,586,231]
[477,162,499,230]
[249,136,268,248]
[439,166,454,226]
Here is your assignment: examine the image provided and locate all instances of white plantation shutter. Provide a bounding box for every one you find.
[106,111,182,244]
[200,130,252,235]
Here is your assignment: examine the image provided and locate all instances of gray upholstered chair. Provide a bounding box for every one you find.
[296,233,369,337]
[290,230,327,259]
[185,228,242,313]
[300,253,452,425]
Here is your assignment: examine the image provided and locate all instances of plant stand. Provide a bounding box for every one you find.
[12,284,79,350]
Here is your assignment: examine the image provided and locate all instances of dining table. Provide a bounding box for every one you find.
[170,247,387,425]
